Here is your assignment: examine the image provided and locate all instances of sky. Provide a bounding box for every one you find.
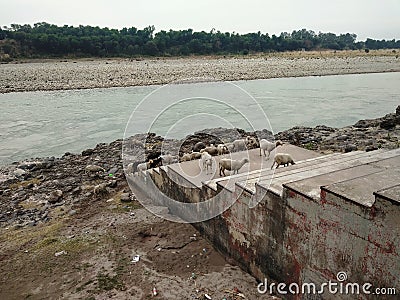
[1,0,399,41]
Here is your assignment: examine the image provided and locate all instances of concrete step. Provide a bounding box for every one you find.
[255,148,400,198]
[203,145,328,193]
[236,150,385,195]
[374,184,400,204]
[322,165,400,207]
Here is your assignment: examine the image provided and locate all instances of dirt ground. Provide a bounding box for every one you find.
[0,187,278,300]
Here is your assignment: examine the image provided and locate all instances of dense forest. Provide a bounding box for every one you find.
[1,22,399,60]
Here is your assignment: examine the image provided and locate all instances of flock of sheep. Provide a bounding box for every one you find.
[128,136,296,177]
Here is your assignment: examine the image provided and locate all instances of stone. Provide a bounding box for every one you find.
[48,189,63,204]
[82,148,94,156]
[344,144,357,153]
[365,145,379,152]
[14,168,26,177]
[120,193,131,202]
[107,167,118,175]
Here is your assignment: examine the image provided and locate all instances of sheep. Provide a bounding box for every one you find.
[201,152,213,174]
[225,142,235,153]
[231,136,257,152]
[217,144,229,155]
[200,145,219,156]
[149,156,162,168]
[259,139,283,159]
[161,154,178,165]
[126,163,134,174]
[246,136,259,149]
[219,158,249,176]
[180,153,192,162]
[271,153,295,169]
[232,139,247,152]
[137,159,153,172]
[193,142,206,152]
[190,151,202,160]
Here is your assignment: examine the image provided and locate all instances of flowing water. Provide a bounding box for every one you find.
[1,72,399,165]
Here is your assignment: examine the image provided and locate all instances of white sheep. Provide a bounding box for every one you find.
[271,153,295,169]
[201,152,213,174]
[200,145,218,156]
[232,136,256,152]
[217,144,229,155]
[225,142,235,153]
[190,151,202,160]
[259,139,283,159]
[180,153,192,162]
[126,163,134,174]
[232,139,247,152]
[219,158,249,176]
[137,159,153,172]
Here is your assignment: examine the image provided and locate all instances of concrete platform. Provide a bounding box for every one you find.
[167,144,321,188]
[322,166,400,207]
[374,184,400,203]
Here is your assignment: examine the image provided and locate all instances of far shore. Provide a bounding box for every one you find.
[1,49,400,93]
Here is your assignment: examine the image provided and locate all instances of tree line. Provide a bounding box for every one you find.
[0,22,399,59]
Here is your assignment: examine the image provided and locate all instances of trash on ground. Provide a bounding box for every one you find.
[55,250,67,257]
[132,254,140,263]
[204,294,211,299]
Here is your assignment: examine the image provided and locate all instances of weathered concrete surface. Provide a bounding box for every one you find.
[374,184,400,203]
[130,146,400,299]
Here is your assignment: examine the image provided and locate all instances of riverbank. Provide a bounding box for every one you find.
[1,50,400,93]
[0,106,399,299]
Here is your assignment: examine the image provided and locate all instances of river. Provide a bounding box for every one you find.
[1,72,399,165]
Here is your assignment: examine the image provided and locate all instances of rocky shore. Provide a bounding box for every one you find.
[1,105,398,229]
[1,51,400,93]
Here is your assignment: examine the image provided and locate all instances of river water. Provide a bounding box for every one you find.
[1,72,399,165]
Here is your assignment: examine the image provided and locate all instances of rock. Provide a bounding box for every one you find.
[82,148,94,156]
[344,144,357,153]
[120,193,131,202]
[365,145,379,152]
[396,105,400,115]
[14,168,26,177]
[380,115,399,130]
[48,189,63,204]
[107,167,118,175]
[108,180,117,188]
[337,135,349,141]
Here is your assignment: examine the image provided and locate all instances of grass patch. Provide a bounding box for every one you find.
[96,272,125,292]
[9,178,40,190]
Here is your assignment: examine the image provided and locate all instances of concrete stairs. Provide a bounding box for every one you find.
[152,147,400,208]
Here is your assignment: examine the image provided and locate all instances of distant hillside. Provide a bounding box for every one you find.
[1,23,399,60]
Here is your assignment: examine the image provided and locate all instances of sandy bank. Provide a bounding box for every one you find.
[1,51,400,93]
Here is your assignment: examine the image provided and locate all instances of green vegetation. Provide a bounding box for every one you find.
[1,23,399,60]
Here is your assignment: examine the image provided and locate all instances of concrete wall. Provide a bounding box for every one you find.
[144,169,399,299]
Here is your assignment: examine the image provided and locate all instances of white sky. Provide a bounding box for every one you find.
[1,0,399,41]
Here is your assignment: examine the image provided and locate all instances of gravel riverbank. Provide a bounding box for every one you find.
[1,51,400,93]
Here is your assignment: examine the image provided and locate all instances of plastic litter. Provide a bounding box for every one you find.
[55,250,67,257]
[132,255,140,263]
[204,294,211,299]
[152,287,158,296]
